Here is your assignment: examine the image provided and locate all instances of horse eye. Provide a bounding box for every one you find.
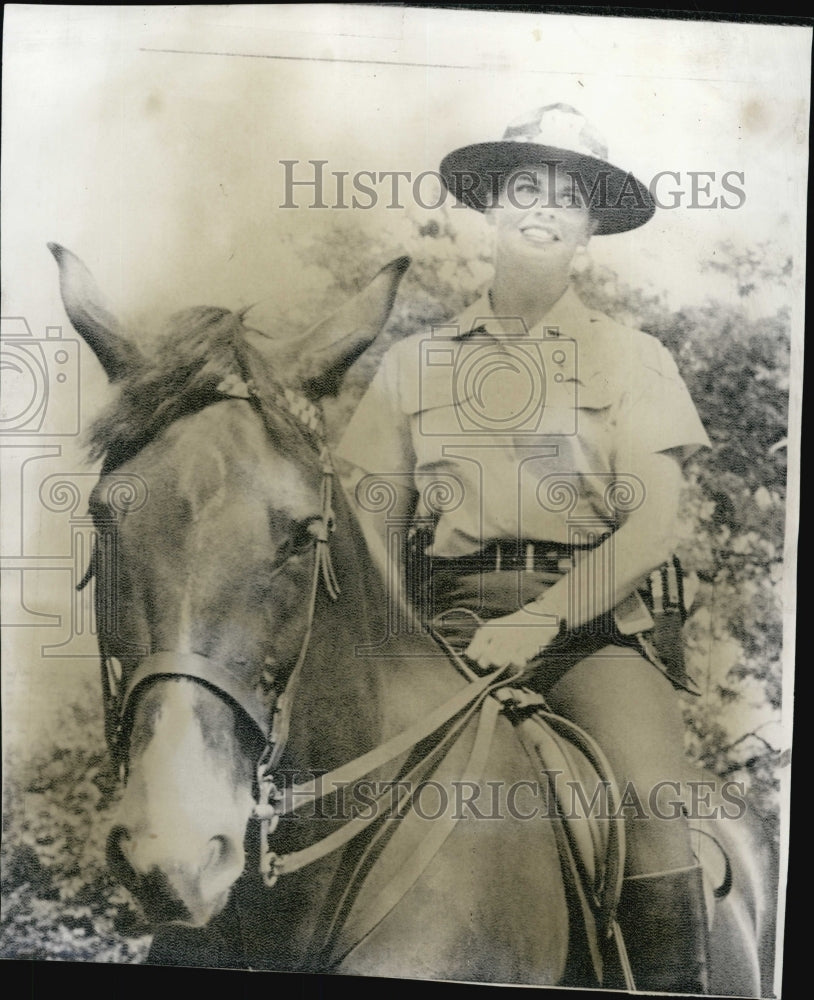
[275,517,319,564]
[292,519,318,550]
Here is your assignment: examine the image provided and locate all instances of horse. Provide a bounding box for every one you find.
[50,242,776,992]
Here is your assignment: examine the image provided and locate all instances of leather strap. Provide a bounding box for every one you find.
[270,679,492,880]
[95,386,333,767]
[310,690,491,958]
[275,663,518,817]
[121,650,271,736]
[328,693,503,966]
[526,705,626,942]
[265,448,339,772]
[258,663,520,885]
[512,713,607,985]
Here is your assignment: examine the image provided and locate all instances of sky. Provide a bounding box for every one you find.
[1,5,810,745]
[2,5,810,320]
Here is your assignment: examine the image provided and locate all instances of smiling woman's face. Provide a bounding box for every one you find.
[487,164,597,268]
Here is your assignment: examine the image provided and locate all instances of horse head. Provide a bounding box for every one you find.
[50,243,409,929]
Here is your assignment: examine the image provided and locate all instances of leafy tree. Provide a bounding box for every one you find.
[573,243,790,836]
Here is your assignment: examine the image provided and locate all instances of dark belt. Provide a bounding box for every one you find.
[426,539,600,577]
[416,537,701,698]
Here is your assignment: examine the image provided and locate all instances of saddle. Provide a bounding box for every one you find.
[313,666,626,986]
[312,670,731,989]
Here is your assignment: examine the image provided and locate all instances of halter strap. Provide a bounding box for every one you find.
[103,451,337,767]
[216,374,325,439]
[120,651,272,738]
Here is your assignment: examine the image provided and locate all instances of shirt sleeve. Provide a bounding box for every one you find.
[615,338,711,467]
[334,342,416,478]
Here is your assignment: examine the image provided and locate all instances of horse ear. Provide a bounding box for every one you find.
[274,256,410,400]
[48,243,143,382]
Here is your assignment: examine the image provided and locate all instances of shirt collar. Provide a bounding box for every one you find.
[450,285,595,342]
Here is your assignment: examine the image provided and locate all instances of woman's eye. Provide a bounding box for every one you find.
[559,188,586,209]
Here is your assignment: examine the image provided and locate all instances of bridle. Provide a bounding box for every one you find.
[85,371,335,764]
[84,367,627,973]
[84,373,519,883]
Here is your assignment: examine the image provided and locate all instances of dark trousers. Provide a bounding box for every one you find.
[424,564,699,878]
[427,566,619,692]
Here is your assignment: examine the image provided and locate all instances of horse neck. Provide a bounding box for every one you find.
[236,462,464,969]
[282,468,450,770]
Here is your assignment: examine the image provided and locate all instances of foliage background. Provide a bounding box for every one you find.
[1,200,792,962]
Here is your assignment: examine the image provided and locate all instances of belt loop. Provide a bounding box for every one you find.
[525,542,534,572]
[495,543,502,571]
[650,569,665,614]
[666,560,680,607]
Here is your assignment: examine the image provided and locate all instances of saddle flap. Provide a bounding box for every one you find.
[514,712,610,894]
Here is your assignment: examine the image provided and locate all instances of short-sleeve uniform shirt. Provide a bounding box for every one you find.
[336,285,710,557]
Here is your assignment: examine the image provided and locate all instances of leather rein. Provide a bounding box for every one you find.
[85,371,625,973]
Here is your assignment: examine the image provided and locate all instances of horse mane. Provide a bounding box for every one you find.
[88,307,309,471]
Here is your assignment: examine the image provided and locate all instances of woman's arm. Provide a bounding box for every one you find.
[466,448,685,670]
[534,448,684,628]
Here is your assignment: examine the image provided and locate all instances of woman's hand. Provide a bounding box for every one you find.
[465,609,562,670]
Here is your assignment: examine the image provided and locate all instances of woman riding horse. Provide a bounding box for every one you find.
[337,103,712,994]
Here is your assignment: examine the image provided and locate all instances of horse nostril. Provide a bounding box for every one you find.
[202,834,244,898]
[107,825,137,890]
[205,835,231,872]
[106,825,190,924]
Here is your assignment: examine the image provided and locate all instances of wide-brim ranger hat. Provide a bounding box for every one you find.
[439,103,655,235]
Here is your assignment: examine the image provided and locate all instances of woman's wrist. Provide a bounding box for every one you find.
[527,593,568,631]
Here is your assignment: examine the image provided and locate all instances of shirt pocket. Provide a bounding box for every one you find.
[574,373,615,414]
[565,377,617,463]
[400,358,474,438]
